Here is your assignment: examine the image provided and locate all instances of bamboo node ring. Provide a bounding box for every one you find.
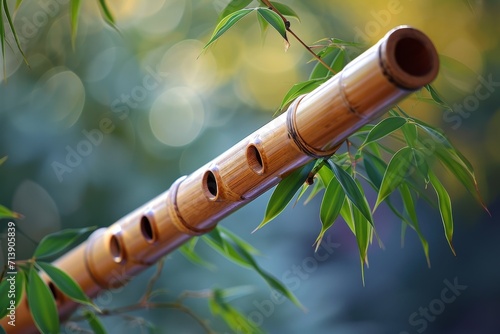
[286,95,339,158]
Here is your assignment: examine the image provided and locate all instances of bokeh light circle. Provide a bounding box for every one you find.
[149,87,205,147]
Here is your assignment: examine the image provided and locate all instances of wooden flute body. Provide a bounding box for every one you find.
[2,26,439,333]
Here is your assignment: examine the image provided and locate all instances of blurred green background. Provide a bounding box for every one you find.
[1,0,499,333]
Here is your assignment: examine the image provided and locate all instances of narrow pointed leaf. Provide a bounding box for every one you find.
[70,0,81,49]
[84,310,107,334]
[401,122,418,148]
[399,183,430,266]
[268,2,300,21]
[217,0,252,23]
[256,8,288,44]
[434,146,488,213]
[256,12,269,38]
[425,84,452,110]
[330,162,373,226]
[2,0,28,65]
[33,226,96,259]
[236,245,304,310]
[204,9,254,50]
[0,9,5,81]
[15,0,23,10]
[255,161,315,231]
[304,178,326,205]
[27,267,59,334]
[278,78,326,111]
[0,205,22,219]
[0,279,10,319]
[361,117,407,148]
[339,197,355,234]
[97,0,115,24]
[0,156,7,165]
[219,226,260,256]
[203,230,251,268]
[429,171,455,255]
[179,242,215,270]
[350,203,371,285]
[36,261,99,310]
[316,177,345,250]
[375,147,414,209]
[309,48,344,80]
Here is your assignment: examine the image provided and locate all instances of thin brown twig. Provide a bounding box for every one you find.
[140,257,166,303]
[71,301,214,333]
[261,0,337,75]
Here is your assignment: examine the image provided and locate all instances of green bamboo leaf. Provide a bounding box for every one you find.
[309,48,344,80]
[361,117,407,148]
[425,84,451,110]
[278,78,326,111]
[0,204,22,219]
[0,279,10,319]
[303,177,326,205]
[399,183,430,266]
[429,171,456,256]
[15,0,23,10]
[401,122,418,148]
[218,226,260,256]
[267,2,300,21]
[350,202,371,285]
[256,11,269,37]
[2,0,28,65]
[70,0,81,49]
[254,161,315,231]
[204,9,254,50]
[256,8,289,47]
[363,154,385,190]
[179,240,216,270]
[0,9,5,80]
[84,310,107,334]
[330,162,373,226]
[210,289,263,334]
[203,229,251,269]
[433,145,487,213]
[412,118,474,173]
[217,0,253,23]
[33,226,96,259]
[97,0,115,25]
[236,246,304,310]
[374,147,414,210]
[27,266,59,334]
[36,261,99,311]
[339,196,355,234]
[316,177,345,250]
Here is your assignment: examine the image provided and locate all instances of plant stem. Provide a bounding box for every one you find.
[261,0,337,75]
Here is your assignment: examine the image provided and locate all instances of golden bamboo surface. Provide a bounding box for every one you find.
[2,26,439,333]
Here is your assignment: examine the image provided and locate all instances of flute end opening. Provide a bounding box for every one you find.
[382,26,439,90]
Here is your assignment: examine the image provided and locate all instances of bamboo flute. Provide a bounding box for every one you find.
[2,26,439,333]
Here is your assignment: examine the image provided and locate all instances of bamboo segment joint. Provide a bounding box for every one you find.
[169,176,216,235]
[287,95,339,158]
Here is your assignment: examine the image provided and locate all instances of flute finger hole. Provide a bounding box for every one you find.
[247,144,265,174]
[203,170,218,200]
[109,234,124,263]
